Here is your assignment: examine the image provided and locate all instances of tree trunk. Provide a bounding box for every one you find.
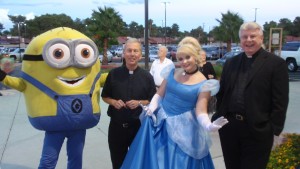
[102,38,109,65]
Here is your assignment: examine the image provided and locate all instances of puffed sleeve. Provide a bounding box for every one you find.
[160,64,175,79]
[199,79,220,96]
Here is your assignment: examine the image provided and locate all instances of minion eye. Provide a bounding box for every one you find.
[53,49,65,59]
[45,43,71,69]
[81,48,91,58]
[74,43,97,67]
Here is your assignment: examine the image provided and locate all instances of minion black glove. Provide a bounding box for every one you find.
[0,68,7,81]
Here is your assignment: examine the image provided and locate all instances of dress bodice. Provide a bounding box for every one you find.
[162,69,205,116]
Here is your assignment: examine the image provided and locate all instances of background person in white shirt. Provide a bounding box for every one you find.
[149,46,175,88]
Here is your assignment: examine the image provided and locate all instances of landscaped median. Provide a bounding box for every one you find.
[267,133,300,169]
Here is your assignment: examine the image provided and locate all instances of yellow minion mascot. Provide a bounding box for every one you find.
[0,27,101,169]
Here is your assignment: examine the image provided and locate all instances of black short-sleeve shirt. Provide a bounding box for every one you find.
[101,66,156,122]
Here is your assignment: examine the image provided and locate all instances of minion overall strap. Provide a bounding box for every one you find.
[20,71,101,99]
[89,72,101,95]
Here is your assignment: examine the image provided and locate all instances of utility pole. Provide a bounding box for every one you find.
[162,1,170,46]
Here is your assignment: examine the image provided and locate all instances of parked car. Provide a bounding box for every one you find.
[279,41,300,72]
[215,51,242,66]
[210,46,227,59]
[167,46,177,61]
[202,47,215,60]
[99,51,113,62]
[149,50,158,62]
[8,48,26,61]
[231,46,243,52]
[1,47,17,55]
[113,47,123,57]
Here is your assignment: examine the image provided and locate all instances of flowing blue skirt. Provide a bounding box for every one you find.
[121,116,215,169]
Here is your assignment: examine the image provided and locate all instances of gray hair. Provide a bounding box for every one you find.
[159,45,168,52]
[239,21,263,38]
[123,38,142,52]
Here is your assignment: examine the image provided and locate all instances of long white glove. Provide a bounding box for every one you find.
[197,113,228,132]
[144,94,161,116]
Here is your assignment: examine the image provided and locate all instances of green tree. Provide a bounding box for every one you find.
[292,17,300,36]
[170,23,180,38]
[24,14,75,39]
[278,18,293,37]
[214,10,244,51]
[0,23,4,35]
[127,21,140,38]
[8,15,26,36]
[73,18,88,34]
[88,6,125,65]
[190,26,208,45]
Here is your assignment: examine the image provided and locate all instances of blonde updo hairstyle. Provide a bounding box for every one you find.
[177,36,202,65]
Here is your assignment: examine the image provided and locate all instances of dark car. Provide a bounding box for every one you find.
[215,51,242,66]
[203,46,227,60]
[167,46,177,61]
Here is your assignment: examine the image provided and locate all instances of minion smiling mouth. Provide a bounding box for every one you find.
[57,75,86,87]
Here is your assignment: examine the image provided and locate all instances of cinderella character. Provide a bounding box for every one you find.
[121,37,228,169]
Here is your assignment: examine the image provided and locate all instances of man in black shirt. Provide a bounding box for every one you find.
[101,38,156,169]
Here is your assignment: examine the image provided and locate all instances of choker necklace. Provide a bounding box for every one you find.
[182,66,199,76]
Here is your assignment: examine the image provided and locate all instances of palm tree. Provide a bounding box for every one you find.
[213,11,243,51]
[88,6,125,65]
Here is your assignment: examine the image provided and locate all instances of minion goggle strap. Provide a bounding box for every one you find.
[23,38,99,69]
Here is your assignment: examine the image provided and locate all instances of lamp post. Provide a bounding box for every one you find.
[144,0,149,70]
[24,23,27,39]
[162,1,170,46]
[17,22,21,49]
[254,8,259,22]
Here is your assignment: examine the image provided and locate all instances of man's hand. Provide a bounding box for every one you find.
[125,100,140,109]
[112,99,126,110]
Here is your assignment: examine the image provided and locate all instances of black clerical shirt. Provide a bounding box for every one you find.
[101,66,156,123]
[228,53,257,113]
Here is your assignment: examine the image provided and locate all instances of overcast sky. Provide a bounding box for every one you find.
[0,0,298,32]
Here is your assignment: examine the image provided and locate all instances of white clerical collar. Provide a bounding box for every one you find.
[246,55,252,58]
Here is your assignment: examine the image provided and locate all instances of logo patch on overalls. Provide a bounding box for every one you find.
[71,98,83,113]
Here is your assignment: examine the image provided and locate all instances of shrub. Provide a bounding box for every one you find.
[213,64,223,80]
[267,133,300,169]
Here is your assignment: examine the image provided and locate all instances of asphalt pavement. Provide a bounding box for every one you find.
[0,63,299,169]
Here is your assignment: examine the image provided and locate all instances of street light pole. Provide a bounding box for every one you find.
[144,0,149,70]
[24,23,27,39]
[254,8,259,22]
[162,1,170,46]
[17,23,21,48]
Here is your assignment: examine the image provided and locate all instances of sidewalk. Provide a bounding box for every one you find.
[0,89,226,169]
[0,80,299,169]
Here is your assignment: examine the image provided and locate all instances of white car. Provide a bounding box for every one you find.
[99,51,113,62]
[8,48,26,62]
[149,50,158,62]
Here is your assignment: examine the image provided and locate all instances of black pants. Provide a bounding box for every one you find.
[108,119,140,169]
[219,115,273,169]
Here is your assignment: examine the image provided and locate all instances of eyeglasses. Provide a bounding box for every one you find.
[42,38,98,69]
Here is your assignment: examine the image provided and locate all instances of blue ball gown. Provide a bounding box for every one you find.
[121,69,219,169]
